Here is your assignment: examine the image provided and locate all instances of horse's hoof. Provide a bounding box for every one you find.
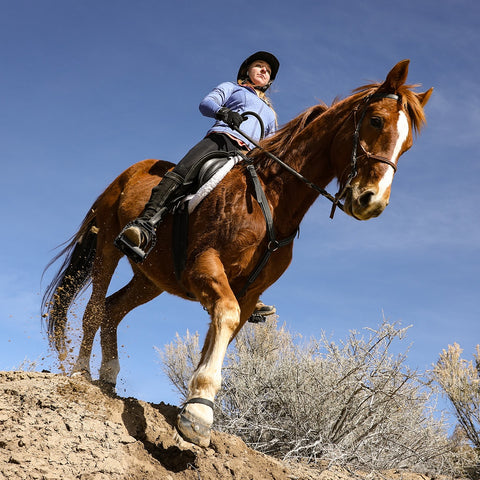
[97,380,116,396]
[176,409,212,448]
[71,370,92,382]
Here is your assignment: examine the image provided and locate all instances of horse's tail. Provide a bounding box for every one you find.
[42,206,99,356]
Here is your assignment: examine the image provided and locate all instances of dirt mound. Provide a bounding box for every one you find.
[0,371,459,480]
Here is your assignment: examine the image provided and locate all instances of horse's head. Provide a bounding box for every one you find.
[331,60,433,220]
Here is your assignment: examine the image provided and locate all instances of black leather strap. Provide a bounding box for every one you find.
[172,202,190,284]
[183,397,214,409]
[237,165,297,299]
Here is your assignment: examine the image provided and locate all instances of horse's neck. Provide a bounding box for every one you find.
[261,105,350,235]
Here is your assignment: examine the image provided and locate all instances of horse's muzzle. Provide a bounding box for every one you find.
[343,186,389,220]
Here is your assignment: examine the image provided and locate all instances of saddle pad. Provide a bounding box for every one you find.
[187,155,242,214]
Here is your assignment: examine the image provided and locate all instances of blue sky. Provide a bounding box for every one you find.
[1,0,479,414]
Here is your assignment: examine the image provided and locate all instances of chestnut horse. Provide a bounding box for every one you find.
[43,60,432,447]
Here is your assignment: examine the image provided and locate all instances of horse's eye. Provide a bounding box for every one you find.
[370,116,383,129]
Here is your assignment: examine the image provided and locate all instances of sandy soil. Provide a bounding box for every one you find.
[0,371,465,480]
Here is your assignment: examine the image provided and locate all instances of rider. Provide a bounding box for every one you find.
[115,51,280,316]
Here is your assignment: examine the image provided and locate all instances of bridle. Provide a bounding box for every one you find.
[329,92,401,218]
[235,92,403,219]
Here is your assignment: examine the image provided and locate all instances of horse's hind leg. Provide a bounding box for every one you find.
[72,245,121,380]
[99,269,162,387]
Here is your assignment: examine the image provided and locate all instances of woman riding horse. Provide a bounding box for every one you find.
[115,51,280,317]
[43,59,433,448]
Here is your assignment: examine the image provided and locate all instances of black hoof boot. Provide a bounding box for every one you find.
[176,397,214,447]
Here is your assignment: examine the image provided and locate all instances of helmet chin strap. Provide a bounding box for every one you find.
[255,81,272,92]
[243,76,272,92]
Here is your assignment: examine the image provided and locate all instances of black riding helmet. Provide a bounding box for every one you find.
[237,51,280,91]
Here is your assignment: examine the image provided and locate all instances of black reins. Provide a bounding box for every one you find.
[235,92,402,219]
[232,119,340,211]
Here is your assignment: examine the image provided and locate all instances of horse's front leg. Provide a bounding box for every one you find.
[177,249,241,447]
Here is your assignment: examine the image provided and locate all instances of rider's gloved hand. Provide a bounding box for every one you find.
[215,107,245,129]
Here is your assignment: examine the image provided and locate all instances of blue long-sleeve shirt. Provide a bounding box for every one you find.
[199,82,277,149]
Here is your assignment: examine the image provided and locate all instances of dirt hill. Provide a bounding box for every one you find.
[0,371,464,480]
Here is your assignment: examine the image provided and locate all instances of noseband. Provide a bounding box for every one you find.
[329,92,401,218]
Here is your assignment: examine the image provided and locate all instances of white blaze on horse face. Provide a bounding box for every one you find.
[376,110,409,198]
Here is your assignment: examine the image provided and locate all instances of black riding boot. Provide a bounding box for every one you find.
[114,170,185,263]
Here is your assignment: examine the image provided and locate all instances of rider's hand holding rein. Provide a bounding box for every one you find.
[215,107,245,129]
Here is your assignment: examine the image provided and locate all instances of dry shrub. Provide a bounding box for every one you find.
[158,319,467,476]
[434,343,480,448]
[433,343,480,476]
[160,329,201,397]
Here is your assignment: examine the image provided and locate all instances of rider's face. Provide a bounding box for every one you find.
[247,61,271,88]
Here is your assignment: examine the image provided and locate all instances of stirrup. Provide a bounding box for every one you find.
[114,220,157,263]
[248,302,276,323]
[248,313,267,324]
[254,302,276,316]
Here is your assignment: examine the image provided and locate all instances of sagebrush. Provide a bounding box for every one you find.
[433,342,480,477]
[159,319,472,475]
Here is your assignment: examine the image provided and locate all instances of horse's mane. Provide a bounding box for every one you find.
[351,82,428,134]
[249,82,428,167]
[249,103,328,164]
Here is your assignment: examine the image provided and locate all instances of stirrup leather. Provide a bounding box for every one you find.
[114,219,157,263]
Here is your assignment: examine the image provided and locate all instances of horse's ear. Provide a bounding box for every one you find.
[417,87,434,107]
[382,59,410,90]
[303,104,328,127]
[298,104,328,130]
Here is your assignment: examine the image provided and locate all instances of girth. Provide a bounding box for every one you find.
[171,159,297,301]
[236,164,298,299]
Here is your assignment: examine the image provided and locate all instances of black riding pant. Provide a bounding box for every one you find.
[172,132,242,182]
